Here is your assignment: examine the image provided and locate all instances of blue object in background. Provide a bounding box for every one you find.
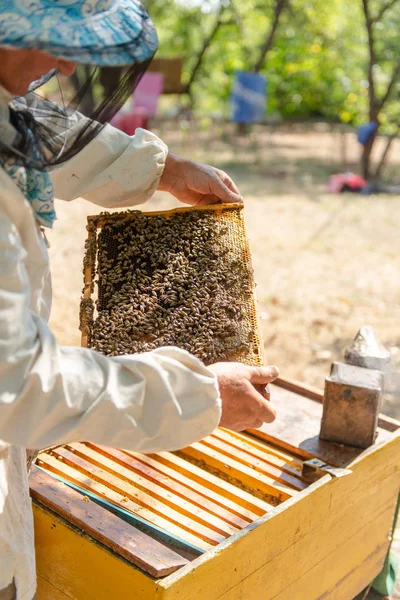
[231,71,267,124]
[357,121,379,146]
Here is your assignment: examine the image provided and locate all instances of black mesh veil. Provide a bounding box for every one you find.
[1,58,153,171]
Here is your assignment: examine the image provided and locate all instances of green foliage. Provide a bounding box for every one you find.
[144,0,400,128]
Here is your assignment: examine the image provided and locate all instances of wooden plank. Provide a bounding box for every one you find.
[317,543,386,600]
[45,448,221,547]
[36,575,71,600]
[33,502,162,600]
[68,443,241,538]
[218,506,392,600]
[274,376,324,402]
[273,379,400,433]
[80,224,95,349]
[178,441,298,503]
[148,58,184,95]
[37,454,212,552]
[50,447,225,545]
[151,450,272,514]
[122,449,262,522]
[29,467,189,578]
[271,506,392,600]
[90,444,252,529]
[377,412,400,433]
[251,385,393,467]
[90,202,244,228]
[216,429,304,472]
[157,431,400,600]
[203,434,307,490]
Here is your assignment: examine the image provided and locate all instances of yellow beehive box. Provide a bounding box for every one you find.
[31,382,400,600]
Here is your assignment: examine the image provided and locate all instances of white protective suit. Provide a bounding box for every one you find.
[0,122,221,600]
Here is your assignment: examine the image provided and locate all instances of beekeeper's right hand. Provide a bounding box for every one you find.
[208,363,279,431]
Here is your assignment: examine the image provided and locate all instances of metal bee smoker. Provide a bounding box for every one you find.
[320,326,391,449]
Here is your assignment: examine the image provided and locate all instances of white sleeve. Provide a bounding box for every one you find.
[51,126,168,208]
[0,211,221,452]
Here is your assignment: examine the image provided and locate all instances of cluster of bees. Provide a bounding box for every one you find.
[84,209,257,366]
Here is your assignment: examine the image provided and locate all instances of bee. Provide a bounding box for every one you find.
[83,208,260,367]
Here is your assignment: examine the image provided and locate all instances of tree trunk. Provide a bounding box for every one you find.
[360,131,377,180]
[184,8,226,97]
[360,0,400,181]
[253,0,288,73]
[237,123,249,136]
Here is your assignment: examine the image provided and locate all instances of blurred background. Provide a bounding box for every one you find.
[48,0,400,419]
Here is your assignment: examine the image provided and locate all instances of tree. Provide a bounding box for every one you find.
[360,0,400,179]
[186,0,293,116]
[183,4,231,99]
[253,0,289,73]
[143,0,366,122]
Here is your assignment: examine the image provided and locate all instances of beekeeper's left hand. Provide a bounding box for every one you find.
[158,152,243,206]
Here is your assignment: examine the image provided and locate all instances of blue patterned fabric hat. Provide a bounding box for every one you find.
[0,0,158,66]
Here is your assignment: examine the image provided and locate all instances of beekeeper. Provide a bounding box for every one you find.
[0,1,279,598]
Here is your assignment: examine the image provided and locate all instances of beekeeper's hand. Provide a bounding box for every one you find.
[208,363,279,431]
[158,152,243,206]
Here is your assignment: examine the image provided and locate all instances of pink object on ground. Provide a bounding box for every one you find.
[328,173,369,193]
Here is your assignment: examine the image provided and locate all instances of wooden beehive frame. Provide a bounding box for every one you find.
[80,203,264,366]
[34,427,309,571]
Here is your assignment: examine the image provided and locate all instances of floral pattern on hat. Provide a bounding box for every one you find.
[0,0,158,66]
